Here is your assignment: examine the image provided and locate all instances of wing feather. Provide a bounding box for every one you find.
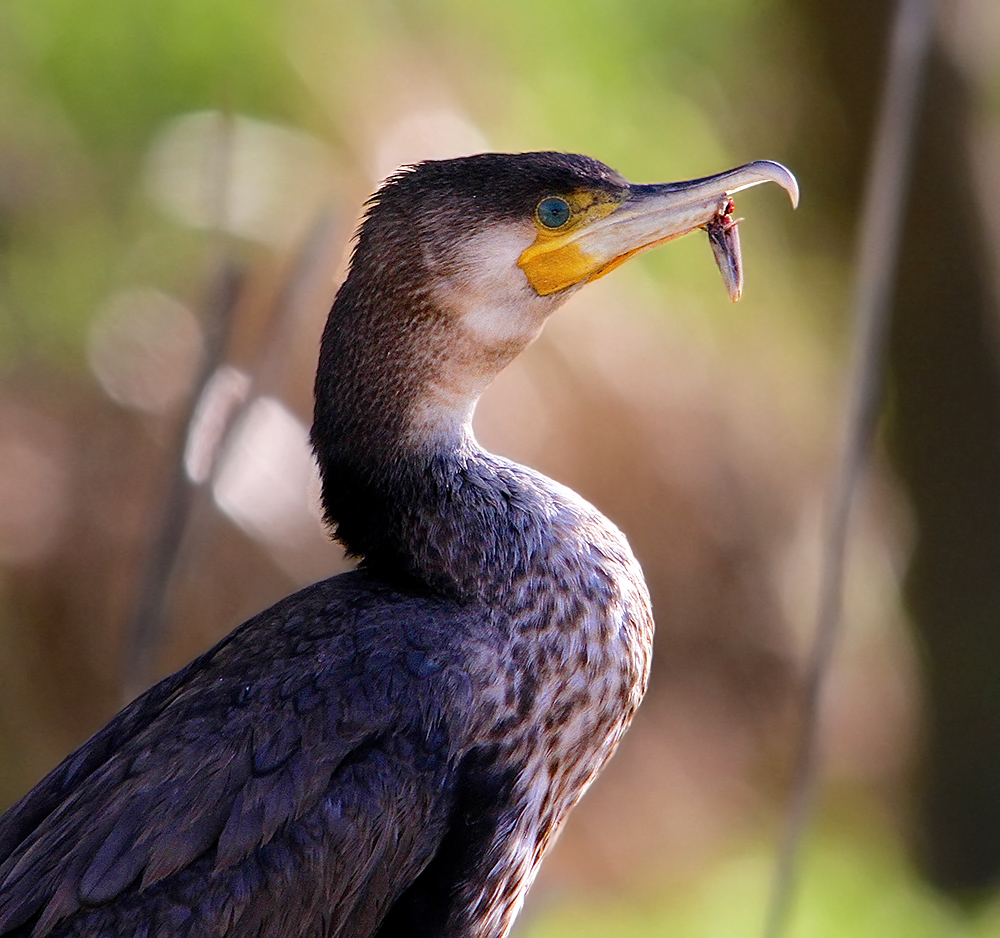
[0,573,472,938]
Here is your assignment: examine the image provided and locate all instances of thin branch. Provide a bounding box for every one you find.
[121,113,241,702]
[121,205,339,701]
[762,0,936,934]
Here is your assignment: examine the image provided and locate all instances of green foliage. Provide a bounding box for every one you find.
[4,0,299,155]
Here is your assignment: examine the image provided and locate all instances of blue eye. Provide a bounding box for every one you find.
[537,197,571,229]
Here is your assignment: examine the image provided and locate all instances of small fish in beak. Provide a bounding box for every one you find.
[705,197,744,302]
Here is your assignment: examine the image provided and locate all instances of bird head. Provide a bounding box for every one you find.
[317,152,797,453]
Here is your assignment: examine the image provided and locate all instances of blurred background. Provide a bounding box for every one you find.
[1,0,999,934]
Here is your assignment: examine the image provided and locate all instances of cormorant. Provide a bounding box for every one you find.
[0,152,797,938]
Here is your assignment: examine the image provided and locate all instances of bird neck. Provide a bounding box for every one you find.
[323,439,551,602]
[311,272,544,602]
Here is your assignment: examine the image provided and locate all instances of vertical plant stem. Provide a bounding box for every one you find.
[763,0,936,934]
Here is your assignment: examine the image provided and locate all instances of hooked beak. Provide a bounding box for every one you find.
[517,160,798,301]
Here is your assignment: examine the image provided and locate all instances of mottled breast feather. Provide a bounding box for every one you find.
[445,458,653,937]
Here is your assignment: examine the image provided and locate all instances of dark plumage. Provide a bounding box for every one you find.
[0,151,796,938]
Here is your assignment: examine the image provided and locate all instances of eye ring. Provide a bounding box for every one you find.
[536,196,571,229]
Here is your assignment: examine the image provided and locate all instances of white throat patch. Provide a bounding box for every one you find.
[437,223,567,348]
[409,223,571,446]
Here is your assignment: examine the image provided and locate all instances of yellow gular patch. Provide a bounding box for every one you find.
[518,190,622,296]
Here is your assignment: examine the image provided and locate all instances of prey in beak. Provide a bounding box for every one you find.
[518,160,799,301]
[706,197,744,302]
